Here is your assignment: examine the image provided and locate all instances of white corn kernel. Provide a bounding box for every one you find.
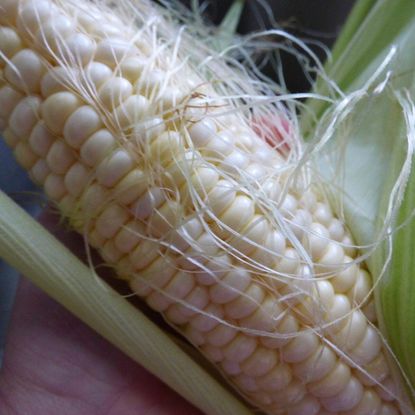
[5,49,45,92]
[309,362,351,398]
[232,215,268,256]
[313,202,333,226]
[219,195,255,233]
[203,132,233,159]
[293,345,337,383]
[137,68,165,95]
[209,268,251,304]
[61,33,95,66]
[223,333,257,363]
[169,217,204,253]
[256,363,292,392]
[189,166,220,199]
[40,66,78,97]
[42,91,81,133]
[17,1,56,39]
[225,284,265,320]
[96,149,133,187]
[113,94,150,130]
[241,347,277,378]
[129,239,160,271]
[2,129,19,148]
[168,286,210,320]
[14,141,37,169]
[240,296,283,332]
[325,294,351,331]
[318,241,345,272]
[333,310,367,350]
[9,95,41,138]
[282,331,320,363]
[28,122,54,157]
[64,162,91,197]
[30,159,50,184]
[95,204,129,239]
[308,222,330,260]
[130,187,165,220]
[232,373,259,394]
[270,380,306,406]
[206,323,238,347]
[349,269,372,307]
[184,326,205,347]
[83,61,113,89]
[64,105,102,148]
[288,395,321,415]
[35,14,75,53]
[133,116,165,141]
[189,303,224,332]
[80,129,115,167]
[356,353,389,386]
[119,56,147,83]
[200,344,224,363]
[0,26,22,66]
[149,130,182,164]
[221,359,242,376]
[147,199,182,238]
[206,179,236,217]
[0,85,24,119]
[44,173,66,200]
[328,218,345,241]
[350,326,382,366]
[114,221,144,254]
[188,118,217,147]
[321,377,364,412]
[95,38,138,68]
[193,253,231,285]
[46,140,75,174]
[113,169,147,205]
[162,271,195,303]
[98,76,133,109]
[79,183,109,217]
[101,239,123,264]
[342,390,381,415]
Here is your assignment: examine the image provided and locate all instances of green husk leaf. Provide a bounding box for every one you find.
[329,0,378,64]
[382,162,415,387]
[302,0,415,135]
[303,0,415,404]
[213,0,245,50]
[0,190,254,415]
[218,0,245,36]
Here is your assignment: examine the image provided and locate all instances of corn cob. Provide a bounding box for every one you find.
[0,0,405,414]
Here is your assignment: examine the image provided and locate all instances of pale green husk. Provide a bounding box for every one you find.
[304,0,415,404]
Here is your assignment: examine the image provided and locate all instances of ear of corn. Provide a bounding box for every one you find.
[0,0,410,414]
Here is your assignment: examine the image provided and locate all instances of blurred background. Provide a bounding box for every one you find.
[0,0,356,366]
[182,0,356,91]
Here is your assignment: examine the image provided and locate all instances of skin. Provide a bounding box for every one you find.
[0,211,202,415]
